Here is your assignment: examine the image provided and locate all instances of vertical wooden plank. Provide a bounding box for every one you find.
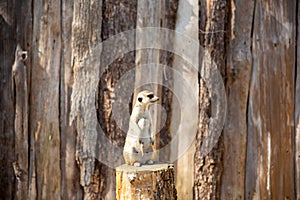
[13,0,36,198]
[194,0,227,199]
[156,1,178,162]
[60,0,83,199]
[30,0,62,198]
[13,0,34,196]
[12,45,29,200]
[99,0,137,199]
[134,0,178,163]
[296,0,300,198]
[170,0,198,199]
[0,0,33,199]
[70,0,102,199]
[246,1,296,199]
[135,0,163,161]
[0,1,18,198]
[221,0,254,199]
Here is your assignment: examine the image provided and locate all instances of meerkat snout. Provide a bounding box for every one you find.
[136,91,159,106]
[146,93,159,102]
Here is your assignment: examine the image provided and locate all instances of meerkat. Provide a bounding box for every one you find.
[123,90,159,167]
[138,118,154,164]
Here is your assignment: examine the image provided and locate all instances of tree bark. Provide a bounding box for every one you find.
[116,163,176,200]
[0,0,20,198]
[98,0,137,198]
[70,0,102,199]
[194,0,227,199]
[0,1,299,200]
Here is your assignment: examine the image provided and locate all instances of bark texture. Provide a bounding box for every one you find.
[0,0,299,200]
[134,0,178,163]
[70,0,102,199]
[194,0,227,199]
[0,0,32,198]
[98,0,137,198]
[116,163,176,200]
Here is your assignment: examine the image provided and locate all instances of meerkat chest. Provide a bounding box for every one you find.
[127,106,153,146]
[137,118,153,148]
[138,118,151,134]
[132,107,150,121]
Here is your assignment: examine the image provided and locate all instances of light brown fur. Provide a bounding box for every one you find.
[123,90,159,166]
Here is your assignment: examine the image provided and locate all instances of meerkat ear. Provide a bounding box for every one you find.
[138,97,143,102]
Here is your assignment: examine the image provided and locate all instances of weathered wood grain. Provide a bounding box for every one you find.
[170,0,198,199]
[296,1,300,199]
[30,0,62,198]
[194,0,227,199]
[134,0,178,164]
[116,163,176,200]
[0,1,20,198]
[221,0,254,199]
[134,0,178,165]
[246,1,296,199]
[14,1,35,198]
[70,0,102,199]
[12,45,29,200]
[135,0,164,162]
[99,0,137,198]
[0,1,299,199]
[60,0,82,199]
[156,0,178,162]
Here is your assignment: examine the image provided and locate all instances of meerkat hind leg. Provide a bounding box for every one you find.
[131,148,142,167]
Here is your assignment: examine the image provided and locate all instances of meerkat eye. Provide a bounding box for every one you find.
[147,94,154,99]
[138,97,143,102]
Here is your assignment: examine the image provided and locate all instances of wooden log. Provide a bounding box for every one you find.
[116,163,177,200]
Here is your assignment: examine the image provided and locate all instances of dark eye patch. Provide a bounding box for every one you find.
[138,97,143,102]
[147,94,154,99]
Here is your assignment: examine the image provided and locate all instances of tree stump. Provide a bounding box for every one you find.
[116,163,177,200]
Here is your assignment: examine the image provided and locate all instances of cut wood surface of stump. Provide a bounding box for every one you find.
[116,163,177,200]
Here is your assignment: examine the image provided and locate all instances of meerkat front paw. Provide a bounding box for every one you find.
[150,137,154,145]
[147,160,154,165]
[133,162,142,167]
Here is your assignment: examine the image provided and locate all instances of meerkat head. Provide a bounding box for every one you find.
[135,90,159,107]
